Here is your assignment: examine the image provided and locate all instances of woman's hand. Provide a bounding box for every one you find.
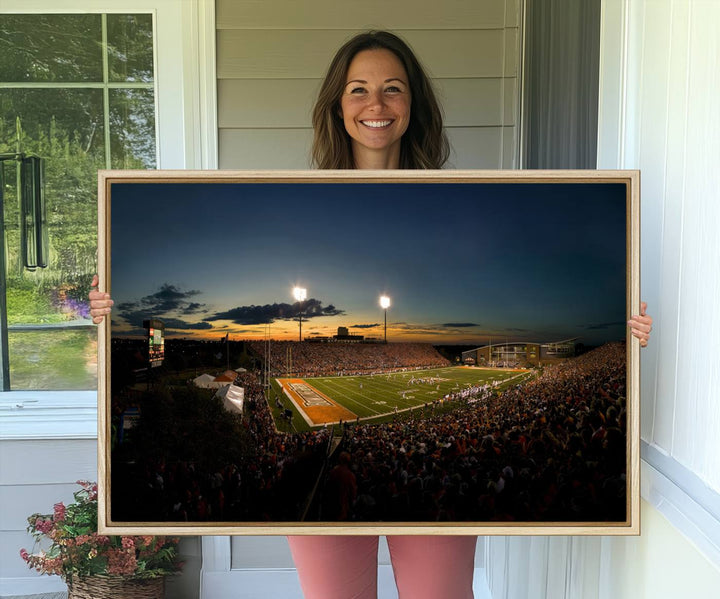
[628,301,652,348]
[89,274,113,324]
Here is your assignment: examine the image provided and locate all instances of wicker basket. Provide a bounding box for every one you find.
[67,575,165,599]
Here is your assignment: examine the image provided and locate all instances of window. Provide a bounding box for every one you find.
[0,13,156,390]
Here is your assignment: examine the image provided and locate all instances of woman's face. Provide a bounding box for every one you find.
[340,49,411,166]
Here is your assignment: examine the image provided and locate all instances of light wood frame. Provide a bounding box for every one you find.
[98,169,640,535]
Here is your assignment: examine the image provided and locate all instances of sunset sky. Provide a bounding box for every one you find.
[110,180,627,346]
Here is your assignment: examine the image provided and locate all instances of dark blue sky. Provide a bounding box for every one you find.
[110,180,627,345]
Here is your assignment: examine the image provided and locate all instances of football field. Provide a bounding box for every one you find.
[270,366,533,430]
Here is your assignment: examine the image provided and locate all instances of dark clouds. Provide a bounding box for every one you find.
[351,323,380,329]
[182,302,206,314]
[143,284,202,310]
[442,322,479,328]
[205,298,345,326]
[116,283,210,331]
[159,318,212,330]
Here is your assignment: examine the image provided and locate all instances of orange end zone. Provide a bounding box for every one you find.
[277,378,357,426]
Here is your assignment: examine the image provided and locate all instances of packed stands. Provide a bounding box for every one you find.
[248,340,450,377]
[114,343,627,523]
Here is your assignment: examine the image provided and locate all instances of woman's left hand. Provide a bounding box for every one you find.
[628,301,653,348]
[89,274,113,324]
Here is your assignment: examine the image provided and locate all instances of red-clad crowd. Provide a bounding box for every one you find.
[328,343,627,522]
[115,343,627,524]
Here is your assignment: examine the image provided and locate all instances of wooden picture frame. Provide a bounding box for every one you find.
[98,169,640,536]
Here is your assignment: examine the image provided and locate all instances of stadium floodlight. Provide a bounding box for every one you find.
[293,287,307,341]
[380,295,391,343]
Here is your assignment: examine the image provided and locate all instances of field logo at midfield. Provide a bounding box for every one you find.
[288,382,334,407]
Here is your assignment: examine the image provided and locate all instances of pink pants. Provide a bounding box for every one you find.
[287,535,477,599]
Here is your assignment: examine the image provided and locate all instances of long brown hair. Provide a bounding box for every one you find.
[311,31,449,169]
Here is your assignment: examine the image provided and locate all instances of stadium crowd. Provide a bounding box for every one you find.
[116,343,628,524]
[117,370,332,522]
[248,340,450,377]
[327,343,628,522]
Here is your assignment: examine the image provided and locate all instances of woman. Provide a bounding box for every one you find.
[90,31,653,599]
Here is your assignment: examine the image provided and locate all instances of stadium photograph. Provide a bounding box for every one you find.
[102,173,633,531]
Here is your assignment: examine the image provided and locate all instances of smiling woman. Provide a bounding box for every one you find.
[311,30,448,170]
[91,29,652,599]
[340,49,412,168]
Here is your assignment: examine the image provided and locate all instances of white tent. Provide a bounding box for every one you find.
[214,384,244,415]
[193,373,217,389]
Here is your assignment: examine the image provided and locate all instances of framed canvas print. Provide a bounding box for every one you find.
[97,169,640,535]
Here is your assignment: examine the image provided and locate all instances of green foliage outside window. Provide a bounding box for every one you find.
[0,13,155,390]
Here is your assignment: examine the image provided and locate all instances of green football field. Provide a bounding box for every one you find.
[268,366,534,432]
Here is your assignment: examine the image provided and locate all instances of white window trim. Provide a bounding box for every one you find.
[0,0,217,439]
[642,444,720,568]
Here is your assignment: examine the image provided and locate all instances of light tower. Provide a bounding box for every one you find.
[379,295,391,343]
[293,286,307,341]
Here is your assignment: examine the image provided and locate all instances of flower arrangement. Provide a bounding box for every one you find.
[20,481,182,584]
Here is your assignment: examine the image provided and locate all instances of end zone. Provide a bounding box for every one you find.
[277,378,357,426]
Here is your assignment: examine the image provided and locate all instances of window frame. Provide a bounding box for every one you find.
[0,0,217,439]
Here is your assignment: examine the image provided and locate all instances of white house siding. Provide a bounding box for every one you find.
[0,438,96,596]
[216,0,522,169]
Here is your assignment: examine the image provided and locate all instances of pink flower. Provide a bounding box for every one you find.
[43,556,64,576]
[107,548,137,576]
[20,482,180,580]
[88,483,98,501]
[34,518,54,534]
[53,502,66,522]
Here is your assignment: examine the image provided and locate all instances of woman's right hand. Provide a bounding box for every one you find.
[89,274,114,324]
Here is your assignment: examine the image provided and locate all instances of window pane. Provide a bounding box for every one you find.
[0,89,106,161]
[110,89,156,169]
[0,14,102,82]
[2,89,103,390]
[1,13,156,391]
[1,88,105,278]
[107,14,154,83]
[8,329,97,390]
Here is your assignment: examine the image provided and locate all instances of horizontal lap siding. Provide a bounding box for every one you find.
[219,126,513,170]
[0,439,97,579]
[216,0,516,30]
[218,30,511,79]
[217,0,521,170]
[219,79,515,128]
